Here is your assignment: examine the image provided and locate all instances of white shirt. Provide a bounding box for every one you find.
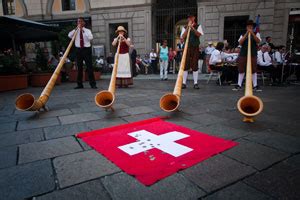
[238,32,261,43]
[150,52,157,60]
[180,25,204,38]
[205,46,215,55]
[209,49,222,65]
[273,51,283,64]
[257,50,272,66]
[68,27,93,48]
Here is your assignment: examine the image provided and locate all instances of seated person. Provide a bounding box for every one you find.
[209,42,230,84]
[95,56,105,73]
[142,54,151,74]
[257,44,279,84]
[222,47,240,83]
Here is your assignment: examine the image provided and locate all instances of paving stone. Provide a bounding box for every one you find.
[223,139,290,170]
[219,119,271,133]
[203,182,273,200]
[86,118,127,130]
[0,112,36,123]
[194,124,251,140]
[77,138,92,150]
[19,137,82,164]
[70,106,101,114]
[245,130,300,153]
[0,129,44,148]
[183,113,227,126]
[0,146,17,169]
[36,179,111,200]
[95,109,131,119]
[0,121,16,134]
[122,113,155,122]
[244,155,300,199]
[44,123,89,139]
[0,160,55,200]
[17,117,60,130]
[59,113,101,125]
[102,172,205,200]
[181,154,256,193]
[48,103,79,110]
[124,106,155,115]
[53,150,120,188]
[37,109,73,119]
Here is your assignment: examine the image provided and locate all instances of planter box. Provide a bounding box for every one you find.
[30,73,61,87]
[0,74,28,92]
[85,71,101,81]
[68,70,85,82]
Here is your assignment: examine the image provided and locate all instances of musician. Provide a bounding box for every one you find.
[209,42,231,84]
[68,17,97,89]
[257,44,278,84]
[181,13,204,89]
[112,26,133,88]
[233,20,261,91]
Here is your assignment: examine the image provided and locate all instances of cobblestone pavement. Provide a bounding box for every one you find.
[0,75,299,200]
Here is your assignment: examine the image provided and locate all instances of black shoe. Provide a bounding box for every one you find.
[253,86,262,92]
[91,85,97,89]
[74,85,84,89]
[193,84,200,89]
[164,78,168,81]
[182,84,186,89]
[232,85,241,91]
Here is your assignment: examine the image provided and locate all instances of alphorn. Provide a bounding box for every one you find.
[94,38,121,111]
[159,27,191,112]
[237,33,263,122]
[15,29,79,111]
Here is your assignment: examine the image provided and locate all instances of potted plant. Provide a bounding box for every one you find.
[0,49,28,92]
[30,44,61,87]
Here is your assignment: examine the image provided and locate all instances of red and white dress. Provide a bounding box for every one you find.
[116,38,133,87]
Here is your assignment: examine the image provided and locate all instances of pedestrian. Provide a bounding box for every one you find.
[159,40,169,80]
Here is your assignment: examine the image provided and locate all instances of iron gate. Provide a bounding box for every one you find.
[154,0,197,48]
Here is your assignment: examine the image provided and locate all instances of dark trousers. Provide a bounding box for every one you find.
[210,65,230,83]
[151,59,158,74]
[76,47,96,87]
[258,65,278,83]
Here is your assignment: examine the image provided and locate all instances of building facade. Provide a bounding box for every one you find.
[1,0,299,55]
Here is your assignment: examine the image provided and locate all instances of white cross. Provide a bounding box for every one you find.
[118,130,193,157]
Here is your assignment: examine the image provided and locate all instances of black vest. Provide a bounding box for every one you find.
[239,34,258,57]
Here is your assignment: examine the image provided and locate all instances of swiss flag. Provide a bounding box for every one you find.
[77,117,238,185]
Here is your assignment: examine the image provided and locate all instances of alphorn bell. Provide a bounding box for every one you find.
[94,37,121,111]
[237,33,263,122]
[15,29,79,111]
[159,27,191,112]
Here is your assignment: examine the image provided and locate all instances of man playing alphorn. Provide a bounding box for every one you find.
[181,13,204,89]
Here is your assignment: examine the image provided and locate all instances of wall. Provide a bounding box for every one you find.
[90,0,151,9]
[91,5,152,55]
[24,0,47,16]
[197,0,300,46]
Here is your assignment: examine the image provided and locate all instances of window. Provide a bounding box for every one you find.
[61,0,76,11]
[2,0,15,15]
[223,16,249,47]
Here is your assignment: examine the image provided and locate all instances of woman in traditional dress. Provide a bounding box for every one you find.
[112,26,133,88]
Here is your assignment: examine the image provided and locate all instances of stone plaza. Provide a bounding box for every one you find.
[0,75,299,200]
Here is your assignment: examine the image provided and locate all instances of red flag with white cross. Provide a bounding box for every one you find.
[77,117,238,185]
